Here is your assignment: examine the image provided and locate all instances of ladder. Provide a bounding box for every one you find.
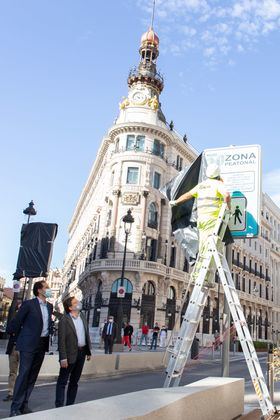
[163,203,276,418]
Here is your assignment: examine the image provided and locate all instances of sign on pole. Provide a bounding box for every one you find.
[13,280,21,294]
[204,145,261,238]
[117,285,126,298]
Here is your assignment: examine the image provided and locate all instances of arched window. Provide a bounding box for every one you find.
[142,281,155,295]
[148,202,158,229]
[111,278,133,293]
[168,286,176,300]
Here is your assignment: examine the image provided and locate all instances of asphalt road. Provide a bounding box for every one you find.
[0,354,277,418]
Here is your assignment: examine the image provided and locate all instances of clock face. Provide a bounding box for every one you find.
[132,91,147,104]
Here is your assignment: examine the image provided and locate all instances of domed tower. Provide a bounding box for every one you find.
[130,27,163,93]
[118,26,166,125]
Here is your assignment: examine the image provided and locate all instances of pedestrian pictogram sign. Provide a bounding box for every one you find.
[204,145,261,238]
[229,195,247,231]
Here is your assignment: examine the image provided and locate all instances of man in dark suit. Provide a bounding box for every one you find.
[102,316,117,354]
[55,296,91,407]
[8,280,53,417]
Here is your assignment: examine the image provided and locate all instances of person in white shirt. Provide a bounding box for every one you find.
[55,296,92,407]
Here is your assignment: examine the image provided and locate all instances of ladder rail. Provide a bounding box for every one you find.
[163,204,276,417]
[211,239,275,416]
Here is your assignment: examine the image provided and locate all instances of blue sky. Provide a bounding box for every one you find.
[0,0,279,283]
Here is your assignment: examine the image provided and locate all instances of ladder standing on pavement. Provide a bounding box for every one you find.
[163,203,276,418]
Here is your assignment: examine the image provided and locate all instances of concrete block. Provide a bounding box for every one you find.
[5,377,244,420]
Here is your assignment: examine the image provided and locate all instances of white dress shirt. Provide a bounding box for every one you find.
[37,297,49,337]
[70,314,86,347]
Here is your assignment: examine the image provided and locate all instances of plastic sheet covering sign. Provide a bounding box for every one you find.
[203,145,261,238]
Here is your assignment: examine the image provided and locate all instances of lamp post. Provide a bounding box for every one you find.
[23,200,37,224]
[22,200,37,300]
[116,209,134,344]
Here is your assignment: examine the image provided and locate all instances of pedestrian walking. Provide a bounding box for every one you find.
[140,323,149,347]
[150,323,160,350]
[102,316,117,354]
[55,296,92,408]
[8,280,54,416]
[99,319,107,348]
[159,325,168,348]
[123,322,133,351]
[213,330,220,350]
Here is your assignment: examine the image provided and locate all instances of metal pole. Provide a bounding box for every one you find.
[267,347,274,404]
[25,278,33,300]
[222,243,232,377]
[116,230,128,344]
[217,276,220,333]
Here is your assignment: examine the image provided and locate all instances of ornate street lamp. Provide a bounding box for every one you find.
[116,209,134,344]
[22,200,37,300]
[23,200,36,224]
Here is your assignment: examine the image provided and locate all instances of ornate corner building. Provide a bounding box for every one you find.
[59,27,280,345]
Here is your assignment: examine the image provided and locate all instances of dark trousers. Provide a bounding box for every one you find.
[104,335,114,354]
[11,337,48,413]
[150,336,158,350]
[55,349,86,407]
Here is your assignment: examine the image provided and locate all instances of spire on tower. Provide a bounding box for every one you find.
[127,0,163,94]
[150,0,156,29]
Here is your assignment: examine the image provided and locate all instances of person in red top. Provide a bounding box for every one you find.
[140,322,149,348]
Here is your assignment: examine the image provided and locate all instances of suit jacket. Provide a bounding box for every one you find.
[7,298,53,353]
[58,313,91,364]
[102,322,117,340]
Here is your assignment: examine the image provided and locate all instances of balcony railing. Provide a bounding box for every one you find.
[128,67,164,85]
[79,259,189,284]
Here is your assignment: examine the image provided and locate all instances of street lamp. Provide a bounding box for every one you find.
[116,209,134,344]
[22,200,37,300]
[23,200,37,224]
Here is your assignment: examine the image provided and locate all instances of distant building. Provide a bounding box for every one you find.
[0,287,13,326]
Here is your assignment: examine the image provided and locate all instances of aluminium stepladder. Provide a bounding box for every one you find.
[163,203,276,418]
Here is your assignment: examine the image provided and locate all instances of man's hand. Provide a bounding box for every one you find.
[60,359,68,368]
[169,200,177,207]
[86,355,91,361]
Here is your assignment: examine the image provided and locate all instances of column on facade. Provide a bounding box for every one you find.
[110,189,121,239]
[140,191,149,232]
[140,191,149,255]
